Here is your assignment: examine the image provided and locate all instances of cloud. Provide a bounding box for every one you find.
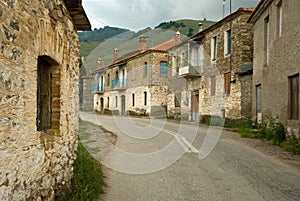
[83,0,259,31]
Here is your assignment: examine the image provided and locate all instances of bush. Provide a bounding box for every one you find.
[263,117,286,145]
[281,134,300,154]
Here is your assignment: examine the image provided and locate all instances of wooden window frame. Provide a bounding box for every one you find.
[224,72,231,94]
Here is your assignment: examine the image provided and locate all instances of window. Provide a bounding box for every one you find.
[115,96,118,108]
[107,74,110,86]
[37,56,60,131]
[160,61,168,76]
[132,94,135,106]
[224,72,231,94]
[144,62,148,76]
[211,76,216,96]
[144,92,147,106]
[100,76,104,91]
[224,30,231,55]
[115,71,119,80]
[211,36,217,61]
[276,1,282,37]
[107,97,110,108]
[264,15,269,64]
[175,93,181,107]
[289,74,299,120]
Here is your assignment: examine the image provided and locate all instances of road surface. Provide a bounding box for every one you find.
[80,112,300,201]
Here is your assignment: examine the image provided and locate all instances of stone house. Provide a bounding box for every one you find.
[248,0,300,137]
[0,0,90,200]
[93,33,181,117]
[80,74,94,111]
[169,8,254,121]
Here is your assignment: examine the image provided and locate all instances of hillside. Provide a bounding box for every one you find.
[78,26,133,42]
[155,19,215,37]
[80,19,215,74]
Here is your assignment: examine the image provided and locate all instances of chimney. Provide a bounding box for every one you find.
[175,31,181,44]
[96,58,102,69]
[198,23,203,32]
[139,34,147,51]
[114,48,118,61]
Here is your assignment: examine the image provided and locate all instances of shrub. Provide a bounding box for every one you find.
[281,134,300,154]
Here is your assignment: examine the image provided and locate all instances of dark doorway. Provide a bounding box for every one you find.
[121,95,125,116]
[100,98,104,113]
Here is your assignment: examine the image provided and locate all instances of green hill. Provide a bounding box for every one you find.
[78,26,132,42]
[79,19,216,74]
[155,19,215,37]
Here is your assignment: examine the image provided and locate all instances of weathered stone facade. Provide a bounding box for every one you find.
[0,1,90,200]
[93,36,180,117]
[249,0,300,137]
[80,75,94,111]
[172,8,254,121]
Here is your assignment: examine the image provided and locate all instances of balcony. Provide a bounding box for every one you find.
[92,84,104,94]
[112,79,126,90]
[179,60,203,78]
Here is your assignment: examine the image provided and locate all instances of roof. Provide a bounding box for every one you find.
[93,38,181,73]
[64,0,91,30]
[191,7,254,40]
[110,49,167,67]
[150,39,179,51]
[248,0,272,23]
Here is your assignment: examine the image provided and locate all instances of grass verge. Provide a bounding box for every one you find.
[59,121,106,201]
[200,115,300,155]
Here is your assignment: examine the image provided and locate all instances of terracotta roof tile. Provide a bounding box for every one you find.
[150,39,179,51]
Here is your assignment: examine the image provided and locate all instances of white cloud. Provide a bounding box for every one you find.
[82,0,259,31]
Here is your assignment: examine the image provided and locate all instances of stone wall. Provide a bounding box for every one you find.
[94,50,174,116]
[199,10,253,119]
[80,76,94,111]
[0,1,81,200]
[251,0,300,137]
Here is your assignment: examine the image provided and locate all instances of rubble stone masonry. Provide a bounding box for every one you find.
[199,10,253,119]
[0,1,81,200]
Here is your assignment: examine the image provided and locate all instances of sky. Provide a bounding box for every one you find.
[82,0,260,31]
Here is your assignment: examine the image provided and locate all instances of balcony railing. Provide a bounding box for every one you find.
[179,60,203,77]
[92,84,104,94]
[112,79,126,90]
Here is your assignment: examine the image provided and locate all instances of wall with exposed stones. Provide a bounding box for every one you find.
[94,50,175,116]
[198,10,253,119]
[0,1,81,200]
[80,75,94,111]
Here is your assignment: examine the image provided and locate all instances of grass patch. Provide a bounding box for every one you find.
[58,120,106,201]
[60,141,106,201]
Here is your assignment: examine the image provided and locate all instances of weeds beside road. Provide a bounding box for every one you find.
[201,115,300,155]
[58,120,108,201]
